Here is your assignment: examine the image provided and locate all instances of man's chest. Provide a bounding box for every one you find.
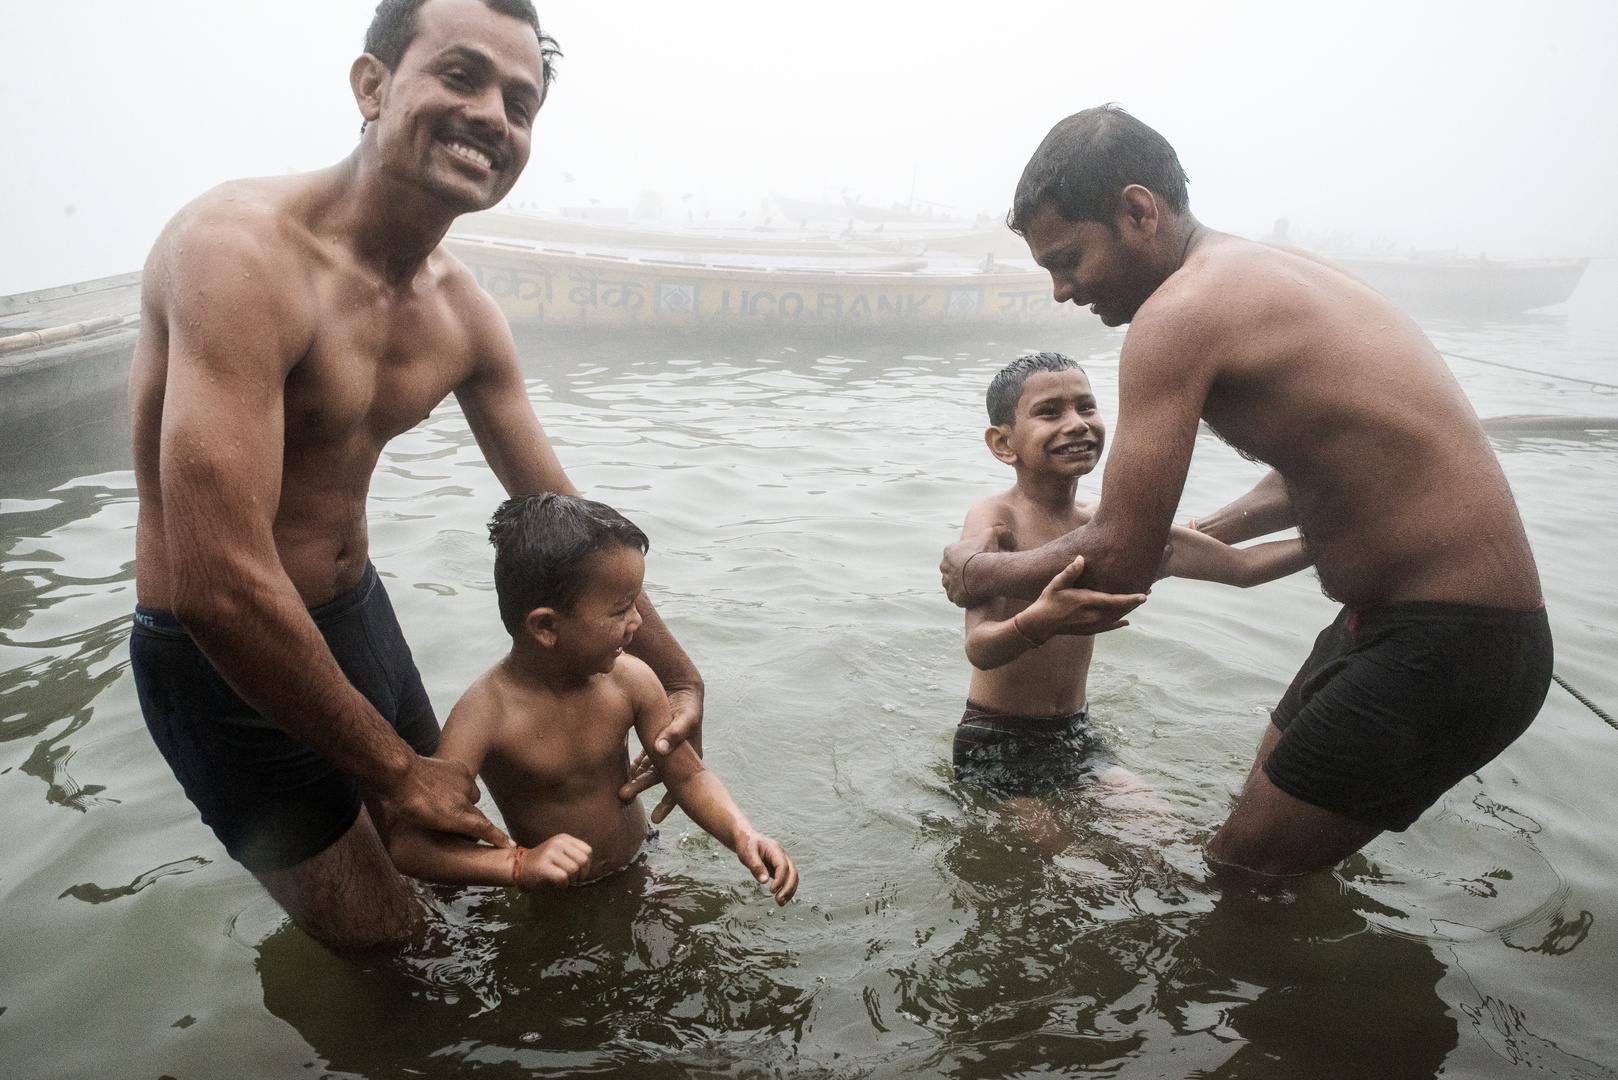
[281,292,474,450]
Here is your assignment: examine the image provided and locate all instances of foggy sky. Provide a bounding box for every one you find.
[2,0,1614,295]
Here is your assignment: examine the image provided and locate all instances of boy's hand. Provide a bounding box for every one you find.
[735,831,799,905]
[941,525,1013,607]
[519,833,594,888]
[1022,556,1148,639]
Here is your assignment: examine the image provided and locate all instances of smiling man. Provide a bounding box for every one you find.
[940,105,1552,877]
[127,0,703,951]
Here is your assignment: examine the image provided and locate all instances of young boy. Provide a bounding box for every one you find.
[389,493,798,904]
[955,352,1311,796]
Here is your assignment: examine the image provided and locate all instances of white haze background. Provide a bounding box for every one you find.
[2,0,1614,295]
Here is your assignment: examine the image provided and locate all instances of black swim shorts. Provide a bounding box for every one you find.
[953,700,1108,799]
[131,563,440,872]
[1264,601,1552,832]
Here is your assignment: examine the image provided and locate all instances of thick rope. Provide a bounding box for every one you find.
[1554,675,1618,732]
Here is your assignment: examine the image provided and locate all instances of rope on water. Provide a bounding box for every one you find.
[1554,675,1618,732]
[1441,350,1618,392]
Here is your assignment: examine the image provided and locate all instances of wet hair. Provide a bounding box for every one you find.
[489,493,648,634]
[364,0,561,90]
[1008,104,1189,237]
[986,352,1084,426]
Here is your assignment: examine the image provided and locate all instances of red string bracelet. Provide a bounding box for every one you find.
[1012,611,1041,648]
[510,846,529,890]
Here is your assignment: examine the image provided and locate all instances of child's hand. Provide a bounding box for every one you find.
[518,834,593,889]
[735,831,799,905]
[1023,556,1148,639]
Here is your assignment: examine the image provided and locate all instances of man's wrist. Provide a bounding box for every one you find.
[358,736,417,795]
[963,549,994,596]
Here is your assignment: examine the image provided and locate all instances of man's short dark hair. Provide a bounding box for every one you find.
[986,352,1084,426]
[364,0,561,91]
[1008,105,1189,236]
[489,493,648,633]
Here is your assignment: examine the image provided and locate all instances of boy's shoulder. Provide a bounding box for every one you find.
[609,652,662,699]
[964,488,1021,530]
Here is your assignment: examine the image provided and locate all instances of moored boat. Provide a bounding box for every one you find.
[443,235,1070,330]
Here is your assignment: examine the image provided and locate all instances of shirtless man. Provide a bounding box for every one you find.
[127,0,702,951]
[941,105,1552,877]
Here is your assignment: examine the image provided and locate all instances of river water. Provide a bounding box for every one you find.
[2,264,1615,1078]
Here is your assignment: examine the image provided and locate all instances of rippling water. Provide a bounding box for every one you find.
[2,265,1616,1078]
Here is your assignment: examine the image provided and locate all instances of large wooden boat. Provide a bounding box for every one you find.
[443,233,1069,330]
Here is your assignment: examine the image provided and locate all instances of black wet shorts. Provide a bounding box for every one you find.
[953,700,1109,799]
[1264,601,1552,832]
[131,563,439,872]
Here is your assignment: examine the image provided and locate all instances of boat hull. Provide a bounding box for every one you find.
[1334,256,1589,315]
[444,237,1071,330]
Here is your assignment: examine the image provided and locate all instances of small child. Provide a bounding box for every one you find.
[955,352,1311,796]
[389,493,797,904]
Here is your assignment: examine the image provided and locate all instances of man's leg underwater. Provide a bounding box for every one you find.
[1206,722,1381,878]
[254,805,422,953]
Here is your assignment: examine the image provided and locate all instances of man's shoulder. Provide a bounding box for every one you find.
[151,177,318,304]
[423,243,510,347]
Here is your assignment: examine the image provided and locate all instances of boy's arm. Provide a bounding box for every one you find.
[1159,526,1312,587]
[389,824,593,890]
[966,557,1110,668]
[1189,469,1296,544]
[387,689,591,890]
[627,661,798,904]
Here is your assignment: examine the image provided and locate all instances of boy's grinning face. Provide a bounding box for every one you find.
[553,545,645,674]
[998,369,1106,477]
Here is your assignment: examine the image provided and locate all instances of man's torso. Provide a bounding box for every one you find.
[1138,236,1540,609]
[130,174,494,608]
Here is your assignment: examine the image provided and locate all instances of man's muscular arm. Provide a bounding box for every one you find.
[452,287,704,817]
[155,224,507,849]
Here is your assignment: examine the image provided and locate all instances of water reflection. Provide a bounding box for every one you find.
[258,864,818,1078]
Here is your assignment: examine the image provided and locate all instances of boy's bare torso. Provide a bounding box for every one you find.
[967,491,1096,716]
[130,172,504,609]
[1134,235,1540,609]
[456,662,651,879]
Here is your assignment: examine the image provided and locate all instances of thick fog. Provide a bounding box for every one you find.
[2,0,1614,295]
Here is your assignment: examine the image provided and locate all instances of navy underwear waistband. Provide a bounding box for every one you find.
[133,562,381,639]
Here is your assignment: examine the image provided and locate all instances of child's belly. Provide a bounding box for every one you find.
[969,631,1095,717]
[507,792,651,881]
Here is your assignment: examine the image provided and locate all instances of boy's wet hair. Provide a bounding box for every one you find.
[489,493,648,634]
[1008,104,1189,237]
[986,352,1084,426]
[364,0,561,91]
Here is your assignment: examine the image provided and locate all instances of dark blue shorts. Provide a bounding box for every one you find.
[131,564,439,872]
[1265,601,1552,832]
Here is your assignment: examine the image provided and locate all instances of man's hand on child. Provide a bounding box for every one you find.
[619,686,705,823]
[1023,556,1149,638]
[735,831,799,905]
[940,525,1014,607]
[518,833,593,888]
[377,754,511,850]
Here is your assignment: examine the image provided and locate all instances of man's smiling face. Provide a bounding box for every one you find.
[372,0,547,212]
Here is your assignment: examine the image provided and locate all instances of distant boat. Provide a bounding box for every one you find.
[443,234,1070,330]
[1331,254,1589,316]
